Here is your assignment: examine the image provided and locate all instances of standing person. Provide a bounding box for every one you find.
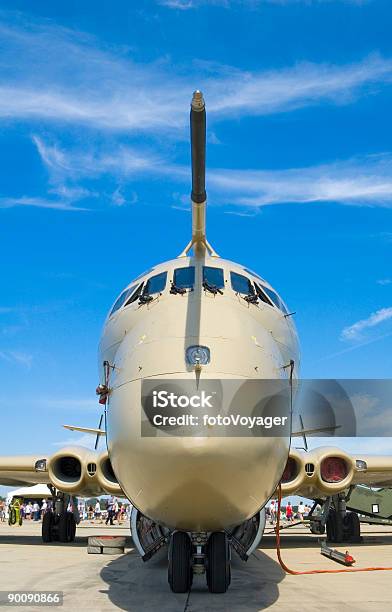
[269,499,276,524]
[41,499,47,519]
[33,501,40,521]
[0,500,5,522]
[25,503,32,520]
[94,501,101,521]
[105,497,114,526]
[78,501,85,521]
[297,500,306,521]
[286,501,293,522]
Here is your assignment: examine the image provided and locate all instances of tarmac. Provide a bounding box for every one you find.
[1,520,392,611]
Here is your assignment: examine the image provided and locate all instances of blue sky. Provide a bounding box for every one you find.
[1,0,392,494]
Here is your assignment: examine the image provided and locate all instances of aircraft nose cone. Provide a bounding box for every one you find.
[106,375,291,531]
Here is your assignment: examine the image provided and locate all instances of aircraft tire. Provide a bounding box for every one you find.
[310,522,325,535]
[58,511,76,543]
[206,532,231,594]
[168,531,192,593]
[42,512,54,542]
[69,513,77,541]
[326,508,344,543]
[344,511,360,540]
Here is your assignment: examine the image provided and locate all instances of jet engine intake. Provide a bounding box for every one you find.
[97,452,123,495]
[279,447,354,497]
[48,447,102,496]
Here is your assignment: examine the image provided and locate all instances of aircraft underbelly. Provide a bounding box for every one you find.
[107,376,290,531]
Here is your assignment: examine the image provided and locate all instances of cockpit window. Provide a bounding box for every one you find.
[144,271,167,296]
[203,266,224,289]
[254,282,274,306]
[124,282,143,307]
[109,284,137,317]
[173,267,195,289]
[261,285,288,314]
[230,271,254,295]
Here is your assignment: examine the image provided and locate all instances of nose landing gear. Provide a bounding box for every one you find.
[168,531,193,593]
[168,531,231,594]
[206,532,231,593]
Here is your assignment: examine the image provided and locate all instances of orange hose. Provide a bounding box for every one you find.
[275,483,392,574]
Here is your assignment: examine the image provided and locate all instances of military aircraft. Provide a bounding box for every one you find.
[1,91,392,594]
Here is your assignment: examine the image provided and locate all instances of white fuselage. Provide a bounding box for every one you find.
[99,255,299,531]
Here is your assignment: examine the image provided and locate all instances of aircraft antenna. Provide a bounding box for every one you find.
[179,91,218,257]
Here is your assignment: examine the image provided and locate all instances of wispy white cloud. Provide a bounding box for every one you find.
[224,209,258,217]
[1,325,24,337]
[111,187,126,207]
[207,131,222,145]
[208,154,392,206]
[341,307,392,341]
[0,350,33,368]
[5,17,391,213]
[33,135,162,180]
[0,20,391,131]
[377,279,392,286]
[158,0,196,7]
[34,138,392,208]
[52,432,98,449]
[380,232,392,241]
[322,331,392,361]
[0,394,99,413]
[0,196,88,211]
[49,184,95,200]
[111,188,138,207]
[158,0,366,8]
[207,55,392,118]
[308,436,392,456]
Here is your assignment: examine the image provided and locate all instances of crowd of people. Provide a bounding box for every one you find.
[5,500,50,521]
[84,497,131,525]
[266,499,312,524]
[1,496,313,528]
[0,496,132,525]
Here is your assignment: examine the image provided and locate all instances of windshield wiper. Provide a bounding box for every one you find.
[244,292,258,305]
[203,280,223,295]
[170,284,187,295]
[138,293,154,305]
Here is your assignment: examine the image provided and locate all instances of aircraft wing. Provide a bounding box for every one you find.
[0,455,50,487]
[0,447,124,497]
[350,454,392,487]
[281,446,392,499]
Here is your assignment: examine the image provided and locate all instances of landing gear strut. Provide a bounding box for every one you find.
[326,493,361,543]
[167,530,231,594]
[310,493,361,543]
[42,487,78,543]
